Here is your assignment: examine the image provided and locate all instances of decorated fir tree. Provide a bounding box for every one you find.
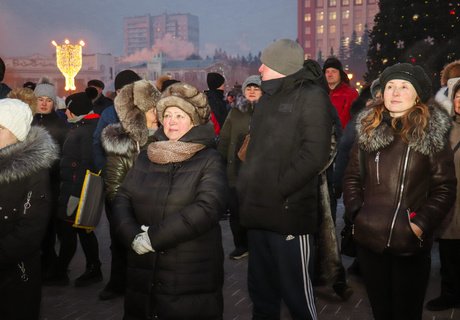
[366,0,460,90]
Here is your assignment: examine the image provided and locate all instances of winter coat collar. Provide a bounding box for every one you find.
[101,123,139,156]
[356,105,451,155]
[0,126,58,184]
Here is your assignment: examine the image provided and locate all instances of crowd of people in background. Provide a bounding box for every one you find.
[0,37,460,320]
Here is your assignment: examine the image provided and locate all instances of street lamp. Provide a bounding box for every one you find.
[51,39,85,91]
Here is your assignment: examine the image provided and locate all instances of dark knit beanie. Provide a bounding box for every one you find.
[323,57,350,84]
[207,72,225,90]
[87,79,105,90]
[379,63,432,103]
[114,70,141,91]
[65,92,93,116]
[85,86,99,100]
[260,39,304,76]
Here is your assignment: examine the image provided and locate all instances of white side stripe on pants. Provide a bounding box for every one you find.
[299,234,318,320]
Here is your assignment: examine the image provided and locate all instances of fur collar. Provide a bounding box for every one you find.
[101,123,139,156]
[0,126,58,184]
[356,106,451,155]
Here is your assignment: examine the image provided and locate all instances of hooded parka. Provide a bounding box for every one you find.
[0,126,58,319]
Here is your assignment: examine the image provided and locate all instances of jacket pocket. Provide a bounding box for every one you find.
[387,208,424,255]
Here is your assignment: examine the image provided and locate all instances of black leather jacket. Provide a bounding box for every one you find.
[343,107,456,255]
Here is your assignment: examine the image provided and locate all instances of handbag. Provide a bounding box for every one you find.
[73,170,105,231]
[237,134,250,161]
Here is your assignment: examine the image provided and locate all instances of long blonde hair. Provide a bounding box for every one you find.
[361,98,430,143]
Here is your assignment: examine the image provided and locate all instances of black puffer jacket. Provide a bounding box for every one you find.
[237,67,335,235]
[343,107,456,255]
[58,114,100,221]
[112,123,227,320]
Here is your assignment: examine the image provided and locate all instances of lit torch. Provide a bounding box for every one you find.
[51,39,85,91]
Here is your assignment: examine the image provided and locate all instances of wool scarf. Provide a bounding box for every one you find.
[147,140,205,164]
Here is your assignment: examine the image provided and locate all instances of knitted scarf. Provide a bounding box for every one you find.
[147,140,205,164]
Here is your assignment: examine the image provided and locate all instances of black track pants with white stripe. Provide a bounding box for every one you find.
[247,229,317,320]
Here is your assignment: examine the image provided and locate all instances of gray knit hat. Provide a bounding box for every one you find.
[157,82,210,126]
[242,75,261,92]
[34,77,57,105]
[260,39,304,76]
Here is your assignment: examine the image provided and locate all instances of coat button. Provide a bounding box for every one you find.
[13,208,17,212]
[285,205,289,209]
[4,216,8,219]
[71,162,77,167]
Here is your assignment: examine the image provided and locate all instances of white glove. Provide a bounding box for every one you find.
[131,225,154,255]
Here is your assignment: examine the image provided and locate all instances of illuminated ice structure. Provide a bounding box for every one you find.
[52,39,85,91]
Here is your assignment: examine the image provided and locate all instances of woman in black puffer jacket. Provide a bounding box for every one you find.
[113,82,227,320]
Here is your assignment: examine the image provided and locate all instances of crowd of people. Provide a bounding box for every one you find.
[0,38,460,320]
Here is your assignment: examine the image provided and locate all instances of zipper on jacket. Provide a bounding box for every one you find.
[386,147,411,248]
[375,151,381,184]
[23,191,32,214]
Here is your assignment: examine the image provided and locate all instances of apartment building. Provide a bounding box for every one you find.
[297,0,379,60]
[124,13,199,57]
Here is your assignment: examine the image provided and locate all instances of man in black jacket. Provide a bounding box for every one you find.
[237,39,334,320]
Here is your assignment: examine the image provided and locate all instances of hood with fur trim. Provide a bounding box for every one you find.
[441,60,460,86]
[0,126,58,184]
[114,79,161,146]
[356,105,451,156]
[101,123,139,157]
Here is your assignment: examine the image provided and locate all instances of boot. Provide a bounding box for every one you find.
[74,264,103,287]
[426,295,460,311]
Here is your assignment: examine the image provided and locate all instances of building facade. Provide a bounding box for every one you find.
[3,53,115,97]
[297,0,379,60]
[124,13,199,57]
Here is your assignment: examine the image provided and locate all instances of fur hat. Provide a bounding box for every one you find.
[156,74,172,91]
[7,87,37,115]
[323,57,350,84]
[440,60,460,86]
[207,72,225,90]
[87,79,105,90]
[379,63,432,103]
[161,79,180,92]
[65,92,93,116]
[34,77,57,106]
[0,98,33,141]
[114,79,161,145]
[157,82,210,126]
[242,75,261,92]
[261,39,304,76]
[114,70,141,91]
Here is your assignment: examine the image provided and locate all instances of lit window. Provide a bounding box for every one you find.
[329,0,337,5]
[317,25,324,34]
[342,10,350,19]
[329,12,337,20]
[342,0,350,4]
[317,11,324,20]
[355,0,363,4]
[304,13,312,21]
[330,25,336,33]
[356,23,363,32]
